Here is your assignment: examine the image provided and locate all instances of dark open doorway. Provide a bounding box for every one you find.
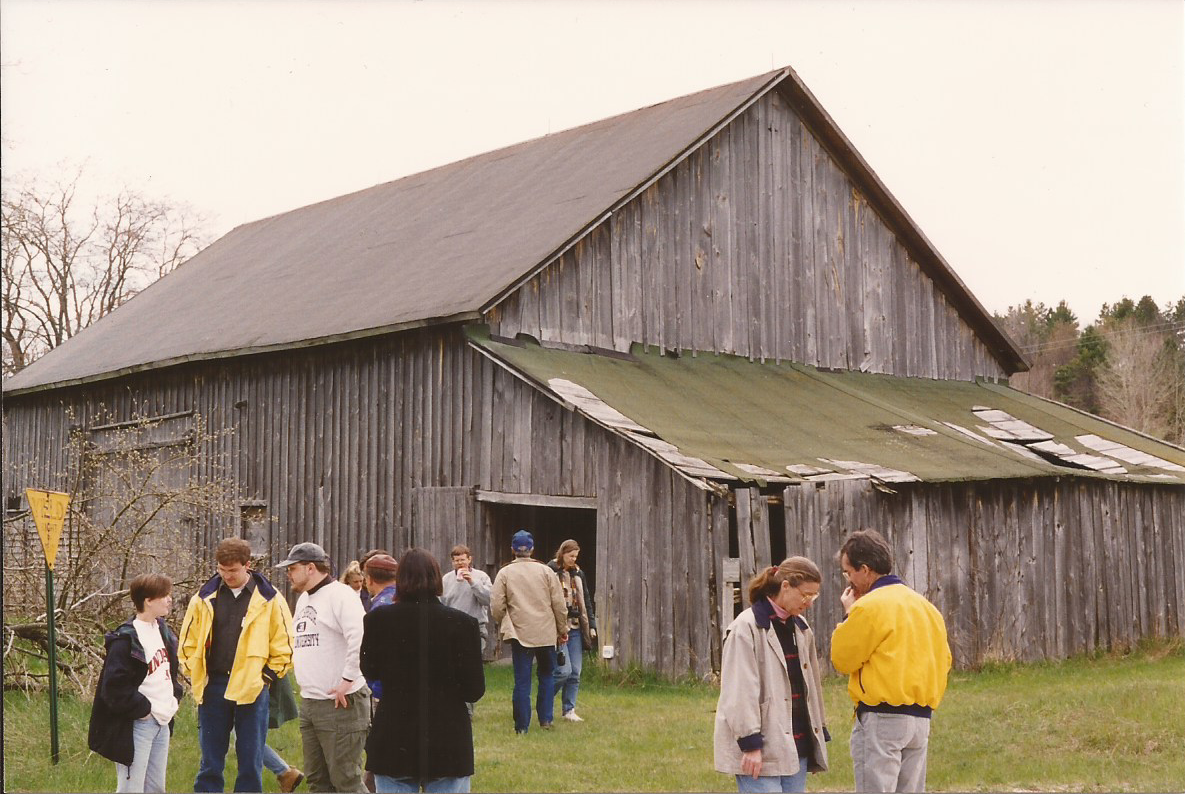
[479,500,598,662]
[483,503,598,597]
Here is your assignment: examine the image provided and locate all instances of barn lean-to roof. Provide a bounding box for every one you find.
[467,328,1185,488]
[4,66,1026,396]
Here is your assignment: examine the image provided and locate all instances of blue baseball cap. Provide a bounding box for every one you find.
[510,530,534,551]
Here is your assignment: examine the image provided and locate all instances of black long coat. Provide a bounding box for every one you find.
[360,597,485,779]
[87,617,183,766]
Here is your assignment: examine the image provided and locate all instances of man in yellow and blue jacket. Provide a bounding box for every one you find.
[831,529,952,793]
[179,538,295,793]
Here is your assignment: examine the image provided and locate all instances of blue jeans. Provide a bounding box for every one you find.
[735,757,809,793]
[375,774,471,792]
[262,743,288,777]
[194,674,270,793]
[510,640,555,732]
[553,628,584,714]
[115,716,170,793]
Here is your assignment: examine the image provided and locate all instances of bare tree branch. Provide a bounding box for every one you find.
[1,168,207,375]
[1097,318,1178,437]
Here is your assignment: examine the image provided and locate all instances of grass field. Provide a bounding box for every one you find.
[4,640,1183,792]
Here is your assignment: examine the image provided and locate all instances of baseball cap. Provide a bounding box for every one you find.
[275,542,329,567]
[510,530,534,551]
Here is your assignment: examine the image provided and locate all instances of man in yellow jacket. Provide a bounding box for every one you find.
[179,538,295,793]
[831,529,952,793]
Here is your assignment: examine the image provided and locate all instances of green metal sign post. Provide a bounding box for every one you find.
[45,562,61,764]
[27,487,70,766]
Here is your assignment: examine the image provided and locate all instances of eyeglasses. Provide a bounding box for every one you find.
[797,589,820,603]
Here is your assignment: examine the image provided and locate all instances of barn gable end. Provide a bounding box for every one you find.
[486,85,1011,380]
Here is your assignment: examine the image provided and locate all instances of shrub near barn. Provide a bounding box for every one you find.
[3,410,238,695]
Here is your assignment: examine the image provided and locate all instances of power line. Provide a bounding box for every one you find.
[1021,327,1183,356]
[1018,320,1185,356]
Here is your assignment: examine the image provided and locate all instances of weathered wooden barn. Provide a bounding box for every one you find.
[5,66,1184,675]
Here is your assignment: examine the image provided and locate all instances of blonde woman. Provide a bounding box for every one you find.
[341,559,365,592]
[548,539,596,722]
[714,557,830,793]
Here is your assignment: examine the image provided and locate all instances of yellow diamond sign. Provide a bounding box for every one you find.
[26,489,71,570]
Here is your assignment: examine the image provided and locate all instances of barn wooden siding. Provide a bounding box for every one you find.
[1,328,583,567]
[486,88,1006,382]
[2,326,724,677]
[727,478,1185,668]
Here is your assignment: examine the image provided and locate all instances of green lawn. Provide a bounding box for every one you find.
[4,641,1183,792]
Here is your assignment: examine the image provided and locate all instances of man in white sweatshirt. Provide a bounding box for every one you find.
[278,542,369,793]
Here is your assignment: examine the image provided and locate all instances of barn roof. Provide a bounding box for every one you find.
[468,329,1185,487]
[4,66,1026,396]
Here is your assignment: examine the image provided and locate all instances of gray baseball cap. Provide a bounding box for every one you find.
[275,542,329,567]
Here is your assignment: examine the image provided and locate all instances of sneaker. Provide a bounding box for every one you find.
[539,721,554,730]
[562,710,584,722]
[278,767,304,793]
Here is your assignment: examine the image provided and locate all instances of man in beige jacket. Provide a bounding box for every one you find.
[491,530,567,734]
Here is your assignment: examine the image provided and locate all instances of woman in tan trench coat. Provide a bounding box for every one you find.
[714,557,830,793]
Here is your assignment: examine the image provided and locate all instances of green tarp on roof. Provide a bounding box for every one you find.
[468,329,1185,486]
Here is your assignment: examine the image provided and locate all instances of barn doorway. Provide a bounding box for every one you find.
[484,502,598,593]
[477,496,598,663]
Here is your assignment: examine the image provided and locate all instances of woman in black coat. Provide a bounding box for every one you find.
[360,548,485,793]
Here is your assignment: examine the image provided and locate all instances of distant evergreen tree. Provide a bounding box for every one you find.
[1047,301,1077,329]
[1004,293,1185,443]
[1055,325,1108,413]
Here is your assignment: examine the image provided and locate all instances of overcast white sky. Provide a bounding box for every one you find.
[2,0,1182,325]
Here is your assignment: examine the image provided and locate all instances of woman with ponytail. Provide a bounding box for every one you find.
[713,557,830,792]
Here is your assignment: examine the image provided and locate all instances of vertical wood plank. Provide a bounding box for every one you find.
[656,469,675,675]
[637,449,657,670]
[768,92,789,364]
[591,224,613,351]
[844,181,863,370]
[608,213,625,351]
[734,112,755,360]
[811,134,835,368]
[750,488,772,567]
[688,147,712,356]
[686,483,712,677]
[668,156,686,351]
[640,184,664,352]
[753,99,771,361]
[736,489,755,608]
[712,127,735,354]
[711,492,733,670]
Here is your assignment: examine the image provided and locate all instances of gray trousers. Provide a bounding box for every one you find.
[300,691,372,792]
[850,711,931,793]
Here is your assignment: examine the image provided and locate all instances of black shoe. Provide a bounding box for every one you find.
[540,721,554,730]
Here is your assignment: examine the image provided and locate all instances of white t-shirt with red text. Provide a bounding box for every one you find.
[132,618,179,725]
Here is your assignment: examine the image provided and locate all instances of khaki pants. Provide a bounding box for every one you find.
[300,691,371,792]
[850,711,931,793]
